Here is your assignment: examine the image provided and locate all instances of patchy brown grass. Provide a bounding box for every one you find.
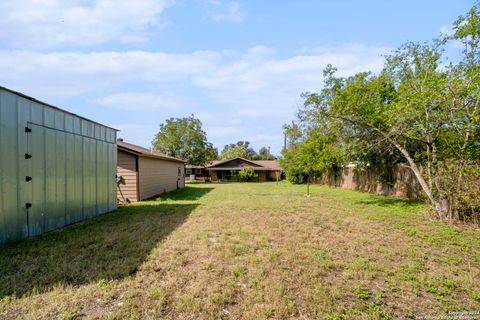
[0,182,479,319]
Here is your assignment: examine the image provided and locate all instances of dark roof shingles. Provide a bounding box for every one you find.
[117,139,185,163]
[208,157,282,170]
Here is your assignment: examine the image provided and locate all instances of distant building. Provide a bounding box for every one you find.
[117,139,185,203]
[207,157,283,182]
[185,165,210,180]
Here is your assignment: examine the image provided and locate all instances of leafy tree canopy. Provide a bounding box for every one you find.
[281,2,480,221]
[152,115,218,166]
[219,144,249,160]
[258,146,275,160]
[219,141,275,160]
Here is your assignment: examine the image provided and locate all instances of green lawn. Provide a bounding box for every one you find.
[1,182,479,319]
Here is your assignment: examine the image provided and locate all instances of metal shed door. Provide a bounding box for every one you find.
[26,123,45,236]
[26,123,68,236]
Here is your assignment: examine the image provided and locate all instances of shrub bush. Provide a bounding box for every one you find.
[238,168,256,181]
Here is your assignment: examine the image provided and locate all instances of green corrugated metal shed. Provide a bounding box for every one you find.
[0,86,118,245]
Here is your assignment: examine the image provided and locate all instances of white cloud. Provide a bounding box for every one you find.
[193,44,390,116]
[208,1,246,23]
[112,123,158,147]
[440,25,454,37]
[0,50,220,98]
[97,92,193,111]
[301,43,391,72]
[0,43,390,154]
[243,45,277,60]
[0,0,173,49]
[440,25,464,50]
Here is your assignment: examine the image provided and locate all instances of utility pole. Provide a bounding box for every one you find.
[305,176,311,197]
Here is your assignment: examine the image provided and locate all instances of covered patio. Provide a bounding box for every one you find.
[207,157,283,182]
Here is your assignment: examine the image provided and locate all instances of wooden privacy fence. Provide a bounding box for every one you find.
[312,164,424,200]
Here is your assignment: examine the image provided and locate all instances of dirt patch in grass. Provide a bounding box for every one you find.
[1,183,479,319]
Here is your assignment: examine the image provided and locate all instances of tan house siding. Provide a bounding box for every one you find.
[117,150,138,203]
[138,157,185,200]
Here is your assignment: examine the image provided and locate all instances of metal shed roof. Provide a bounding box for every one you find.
[0,85,118,131]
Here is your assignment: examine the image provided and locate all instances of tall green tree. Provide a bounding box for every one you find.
[219,145,248,160]
[257,146,275,160]
[282,121,302,148]
[220,141,258,160]
[152,115,218,165]
[281,120,346,184]
[286,2,480,221]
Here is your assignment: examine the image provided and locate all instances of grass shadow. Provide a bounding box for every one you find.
[185,180,210,185]
[151,185,214,201]
[356,195,424,210]
[0,202,197,298]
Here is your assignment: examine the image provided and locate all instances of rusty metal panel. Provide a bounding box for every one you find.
[0,87,117,245]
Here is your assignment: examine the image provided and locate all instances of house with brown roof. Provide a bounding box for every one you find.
[185,164,210,180]
[117,139,186,203]
[207,157,283,182]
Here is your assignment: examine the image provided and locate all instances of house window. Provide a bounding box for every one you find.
[178,167,181,176]
[186,169,192,174]
[195,169,202,174]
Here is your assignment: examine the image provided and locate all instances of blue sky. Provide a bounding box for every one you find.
[0,0,473,155]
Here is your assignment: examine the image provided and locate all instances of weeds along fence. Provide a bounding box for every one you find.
[312,163,480,223]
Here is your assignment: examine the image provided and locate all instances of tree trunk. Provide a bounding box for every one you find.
[387,138,450,218]
[307,176,310,196]
[338,117,453,219]
[452,126,472,220]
